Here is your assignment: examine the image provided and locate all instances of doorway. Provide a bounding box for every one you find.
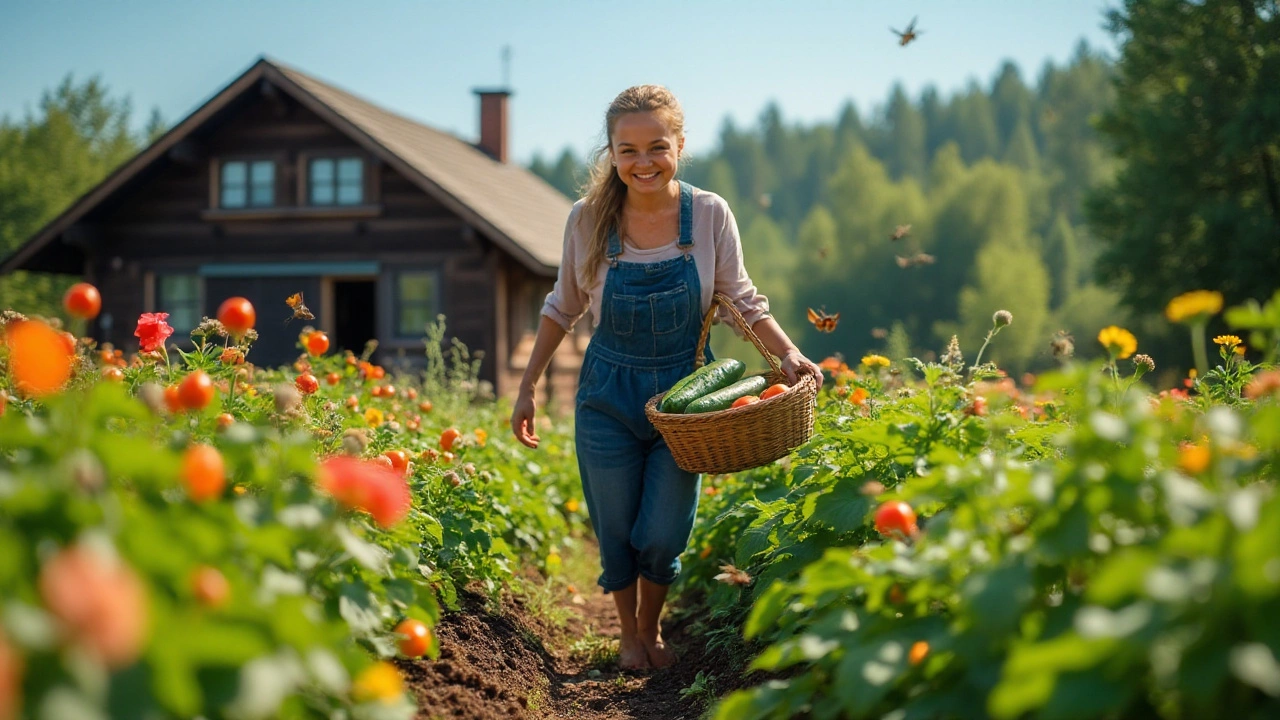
[333,280,377,356]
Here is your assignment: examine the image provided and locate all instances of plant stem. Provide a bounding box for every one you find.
[971,327,998,376]
[1191,323,1210,378]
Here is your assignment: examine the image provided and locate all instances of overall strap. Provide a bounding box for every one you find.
[606,226,623,267]
[677,181,694,249]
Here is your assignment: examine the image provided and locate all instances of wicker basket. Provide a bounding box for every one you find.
[645,293,817,474]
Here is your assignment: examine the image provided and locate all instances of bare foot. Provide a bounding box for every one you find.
[639,629,677,669]
[618,635,651,671]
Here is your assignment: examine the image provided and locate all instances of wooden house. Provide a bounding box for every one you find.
[0,57,589,402]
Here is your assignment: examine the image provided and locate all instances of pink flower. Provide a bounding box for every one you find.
[134,313,174,352]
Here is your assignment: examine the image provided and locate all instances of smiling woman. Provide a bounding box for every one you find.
[509,84,823,674]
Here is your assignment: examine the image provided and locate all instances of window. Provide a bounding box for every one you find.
[220,160,274,208]
[158,274,201,335]
[396,271,439,337]
[309,157,364,206]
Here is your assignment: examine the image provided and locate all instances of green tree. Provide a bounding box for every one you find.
[1088,0,1280,315]
[0,75,145,315]
[990,61,1034,148]
[884,84,928,181]
[1043,212,1081,308]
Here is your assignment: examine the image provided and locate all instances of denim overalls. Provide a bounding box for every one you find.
[575,180,711,592]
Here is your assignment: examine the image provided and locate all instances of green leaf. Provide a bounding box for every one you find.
[805,478,873,533]
[744,580,791,639]
[833,637,908,715]
[336,524,391,575]
[339,582,385,636]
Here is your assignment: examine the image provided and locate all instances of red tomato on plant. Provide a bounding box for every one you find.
[63,282,101,320]
[384,450,410,475]
[215,413,235,430]
[440,427,461,452]
[395,618,432,657]
[419,400,433,413]
[761,383,789,401]
[295,373,319,395]
[217,297,256,337]
[164,385,182,413]
[874,501,918,538]
[382,384,395,398]
[731,395,760,408]
[177,370,215,410]
[183,444,226,502]
[325,371,341,386]
[305,331,329,356]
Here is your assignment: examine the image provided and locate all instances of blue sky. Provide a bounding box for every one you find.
[0,0,1116,165]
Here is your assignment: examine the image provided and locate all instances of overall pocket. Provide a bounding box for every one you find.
[610,293,636,336]
[650,283,690,335]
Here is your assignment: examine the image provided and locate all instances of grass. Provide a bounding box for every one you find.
[567,626,620,668]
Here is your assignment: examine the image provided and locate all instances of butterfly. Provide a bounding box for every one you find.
[890,224,912,242]
[807,307,840,333]
[891,16,923,47]
[284,292,315,323]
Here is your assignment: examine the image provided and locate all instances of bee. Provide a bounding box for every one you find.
[891,16,923,47]
[895,252,936,268]
[890,224,912,242]
[807,307,840,333]
[284,292,315,323]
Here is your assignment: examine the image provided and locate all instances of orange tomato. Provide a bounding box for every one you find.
[418,400,433,413]
[382,384,395,397]
[101,366,124,382]
[761,383,789,401]
[182,444,226,502]
[440,427,461,452]
[63,282,102,319]
[874,501,918,538]
[370,455,394,470]
[177,370,215,410]
[215,413,235,429]
[4,320,73,397]
[394,618,432,657]
[405,388,418,400]
[295,373,319,395]
[164,385,182,413]
[217,297,256,337]
[325,371,341,386]
[384,450,410,475]
[191,566,230,608]
[731,395,760,408]
[305,331,329,356]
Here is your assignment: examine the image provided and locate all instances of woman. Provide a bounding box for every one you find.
[510,85,823,670]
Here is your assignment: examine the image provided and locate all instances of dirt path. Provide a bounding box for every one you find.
[398,541,715,720]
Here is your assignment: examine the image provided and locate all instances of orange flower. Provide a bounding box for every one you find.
[317,456,411,528]
[849,387,869,405]
[909,640,930,666]
[474,428,488,447]
[4,320,74,397]
[38,545,149,668]
[1178,442,1211,474]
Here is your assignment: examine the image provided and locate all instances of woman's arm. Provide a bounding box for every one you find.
[752,316,824,386]
[510,315,568,448]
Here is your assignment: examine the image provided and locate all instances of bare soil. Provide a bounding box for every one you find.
[398,545,733,720]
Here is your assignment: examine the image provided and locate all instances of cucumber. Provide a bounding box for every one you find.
[684,375,770,414]
[659,358,746,413]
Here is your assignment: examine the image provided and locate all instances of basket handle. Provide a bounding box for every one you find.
[694,292,782,374]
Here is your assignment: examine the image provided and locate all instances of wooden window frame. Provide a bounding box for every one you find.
[391,268,442,340]
[209,154,284,210]
[297,150,379,208]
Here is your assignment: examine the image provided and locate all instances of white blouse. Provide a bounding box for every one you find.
[541,187,771,340]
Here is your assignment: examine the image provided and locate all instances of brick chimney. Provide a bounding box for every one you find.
[473,88,511,163]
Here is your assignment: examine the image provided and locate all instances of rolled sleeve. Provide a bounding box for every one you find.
[712,200,771,339]
[541,203,590,332]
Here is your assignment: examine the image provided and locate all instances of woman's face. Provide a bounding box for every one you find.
[610,111,683,196]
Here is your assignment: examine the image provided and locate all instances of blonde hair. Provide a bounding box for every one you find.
[576,85,685,288]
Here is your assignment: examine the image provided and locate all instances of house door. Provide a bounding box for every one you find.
[332,280,376,357]
[204,276,321,369]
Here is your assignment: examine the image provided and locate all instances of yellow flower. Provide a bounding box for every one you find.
[1234,345,1246,356]
[1097,326,1138,359]
[861,354,891,368]
[545,552,562,573]
[474,428,488,447]
[364,407,385,427]
[352,662,404,703]
[564,499,580,513]
[1213,335,1242,347]
[1165,290,1223,324]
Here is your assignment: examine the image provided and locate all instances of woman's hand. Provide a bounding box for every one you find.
[780,349,824,387]
[510,388,541,449]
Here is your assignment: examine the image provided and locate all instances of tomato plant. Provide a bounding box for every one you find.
[216,296,256,336]
[62,282,101,319]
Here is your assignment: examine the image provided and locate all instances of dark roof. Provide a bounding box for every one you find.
[1,57,572,276]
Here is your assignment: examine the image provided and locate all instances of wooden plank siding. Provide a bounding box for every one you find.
[74,88,526,388]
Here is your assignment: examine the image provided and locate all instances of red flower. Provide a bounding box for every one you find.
[317,456,411,528]
[134,313,174,352]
